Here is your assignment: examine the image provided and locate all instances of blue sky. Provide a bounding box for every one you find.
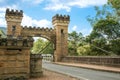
[0,0,108,36]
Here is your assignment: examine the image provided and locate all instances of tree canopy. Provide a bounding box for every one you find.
[86,1,120,55]
[31,38,54,54]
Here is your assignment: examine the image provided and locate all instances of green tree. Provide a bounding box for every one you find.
[32,38,54,54]
[108,0,120,21]
[77,44,91,56]
[108,0,120,13]
[68,31,84,56]
[110,39,120,55]
[87,5,116,26]
[94,19,120,40]
[87,3,120,55]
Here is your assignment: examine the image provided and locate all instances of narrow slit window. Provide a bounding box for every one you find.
[61,29,64,34]
[12,26,16,31]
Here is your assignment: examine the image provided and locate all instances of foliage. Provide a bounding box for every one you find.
[108,0,120,10]
[94,19,120,40]
[68,31,86,56]
[31,38,54,54]
[87,5,116,26]
[77,44,91,56]
[108,0,120,19]
[109,39,120,55]
[86,2,120,55]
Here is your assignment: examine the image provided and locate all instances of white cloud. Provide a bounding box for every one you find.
[22,14,52,27]
[44,0,71,12]
[0,5,51,28]
[72,25,77,31]
[0,15,6,27]
[0,5,18,12]
[33,0,44,4]
[22,0,43,5]
[0,5,19,27]
[44,0,107,12]
[79,28,92,36]
[68,0,108,8]
[44,3,71,12]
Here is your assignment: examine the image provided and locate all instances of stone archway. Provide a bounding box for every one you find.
[5,8,70,62]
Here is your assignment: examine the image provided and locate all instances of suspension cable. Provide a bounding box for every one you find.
[90,43,115,54]
[37,42,51,54]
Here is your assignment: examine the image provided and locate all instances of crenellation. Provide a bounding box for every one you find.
[52,14,70,23]
[22,26,54,32]
[23,26,27,29]
[5,8,23,17]
[46,28,48,31]
[0,36,33,47]
[6,8,23,36]
[29,26,32,29]
[33,26,36,29]
[41,27,44,30]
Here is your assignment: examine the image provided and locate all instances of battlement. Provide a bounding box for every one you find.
[0,35,34,47]
[52,14,70,22]
[5,8,23,17]
[22,26,54,32]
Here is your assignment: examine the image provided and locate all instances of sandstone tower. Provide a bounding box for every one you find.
[52,14,70,61]
[5,8,23,37]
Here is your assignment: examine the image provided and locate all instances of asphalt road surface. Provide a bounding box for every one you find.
[42,62,120,80]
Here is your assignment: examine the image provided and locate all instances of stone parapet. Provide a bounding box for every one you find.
[62,56,120,68]
[21,26,56,44]
[5,9,23,23]
[5,8,23,17]
[52,14,70,22]
[22,26,54,32]
[52,14,70,26]
[0,35,34,47]
[0,36,34,79]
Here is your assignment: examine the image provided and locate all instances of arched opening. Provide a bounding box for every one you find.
[31,37,54,62]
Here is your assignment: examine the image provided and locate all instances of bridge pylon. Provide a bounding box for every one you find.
[52,14,70,61]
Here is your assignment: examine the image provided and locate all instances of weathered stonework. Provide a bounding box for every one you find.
[0,36,33,79]
[5,8,23,37]
[52,14,70,61]
[30,54,43,77]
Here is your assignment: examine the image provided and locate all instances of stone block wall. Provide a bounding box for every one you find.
[30,54,43,77]
[0,36,33,79]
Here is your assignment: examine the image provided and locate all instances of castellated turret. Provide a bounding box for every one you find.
[5,8,23,22]
[5,8,23,37]
[52,14,70,27]
[52,14,70,61]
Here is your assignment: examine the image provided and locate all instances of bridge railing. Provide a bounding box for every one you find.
[42,54,53,62]
[62,56,120,67]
